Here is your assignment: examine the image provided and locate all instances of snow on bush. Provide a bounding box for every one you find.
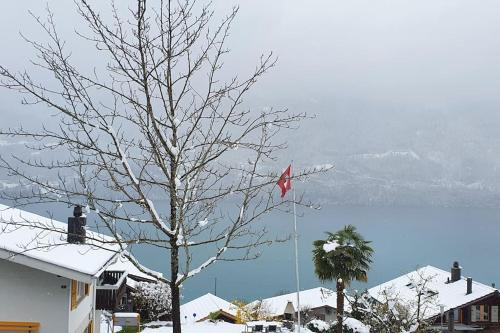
[344,318,370,333]
[307,319,330,332]
[132,281,172,321]
[306,318,369,333]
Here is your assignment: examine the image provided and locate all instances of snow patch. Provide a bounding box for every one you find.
[355,150,420,160]
[323,240,339,253]
[198,218,208,227]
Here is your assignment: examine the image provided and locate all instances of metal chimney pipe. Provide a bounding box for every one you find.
[467,277,473,295]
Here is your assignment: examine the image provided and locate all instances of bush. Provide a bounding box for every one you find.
[306,319,362,333]
[307,319,330,333]
[131,281,172,321]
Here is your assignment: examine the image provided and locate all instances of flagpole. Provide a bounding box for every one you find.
[292,163,301,333]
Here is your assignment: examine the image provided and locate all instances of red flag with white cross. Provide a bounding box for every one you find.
[277,164,292,198]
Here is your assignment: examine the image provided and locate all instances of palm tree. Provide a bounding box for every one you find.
[312,225,374,333]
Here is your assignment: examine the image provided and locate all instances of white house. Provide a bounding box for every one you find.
[248,287,351,322]
[106,252,163,291]
[103,253,164,313]
[0,204,122,333]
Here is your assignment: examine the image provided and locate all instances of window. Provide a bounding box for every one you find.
[453,309,459,322]
[492,306,499,323]
[471,305,490,322]
[71,280,89,310]
[472,305,480,322]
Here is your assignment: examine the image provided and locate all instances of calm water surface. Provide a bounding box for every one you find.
[8,202,500,303]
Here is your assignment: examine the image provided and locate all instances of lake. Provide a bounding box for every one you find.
[4,202,500,303]
[145,204,500,303]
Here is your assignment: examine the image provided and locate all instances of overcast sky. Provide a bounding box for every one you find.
[2,1,500,108]
[2,1,500,186]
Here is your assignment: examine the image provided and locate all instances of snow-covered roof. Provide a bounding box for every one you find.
[181,293,238,322]
[367,265,498,319]
[106,253,163,283]
[0,204,121,281]
[249,287,351,317]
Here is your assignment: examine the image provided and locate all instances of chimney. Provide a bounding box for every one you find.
[451,261,461,283]
[67,205,87,244]
[467,277,473,295]
[492,283,496,288]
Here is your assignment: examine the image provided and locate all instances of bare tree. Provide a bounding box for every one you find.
[246,300,275,321]
[0,1,328,332]
[350,270,439,332]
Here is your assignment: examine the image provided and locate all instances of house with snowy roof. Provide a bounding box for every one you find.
[180,293,239,323]
[368,262,500,332]
[102,253,164,314]
[248,287,351,323]
[0,204,124,333]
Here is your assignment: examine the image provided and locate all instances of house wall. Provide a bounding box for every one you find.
[432,293,500,331]
[300,306,336,322]
[463,293,500,330]
[0,259,70,333]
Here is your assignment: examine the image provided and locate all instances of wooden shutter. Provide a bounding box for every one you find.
[85,283,90,296]
[492,306,498,323]
[71,280,77,310]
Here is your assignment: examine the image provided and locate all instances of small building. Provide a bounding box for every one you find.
[103,253,165,317]
[180,293,239,323]
[248,287,351,322]
[0,204,122,333]
[368,262,500,332]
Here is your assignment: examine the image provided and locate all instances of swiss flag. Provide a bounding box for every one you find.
[277,164,292,198]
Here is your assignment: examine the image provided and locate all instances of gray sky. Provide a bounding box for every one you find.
[2,1,500,106]
[2,1,500,205]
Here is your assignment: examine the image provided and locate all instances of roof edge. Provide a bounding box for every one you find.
[0,247,99,283]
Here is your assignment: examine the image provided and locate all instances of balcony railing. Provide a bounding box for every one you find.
[96,270,128,311]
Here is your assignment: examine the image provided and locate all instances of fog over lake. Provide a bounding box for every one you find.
[2,1,500,206]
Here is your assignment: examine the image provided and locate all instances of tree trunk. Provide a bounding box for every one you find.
[171,245,181,333]
[337,278,344,333]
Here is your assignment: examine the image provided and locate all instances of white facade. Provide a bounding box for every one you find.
[0,259,97,333]
[0,204,124,333]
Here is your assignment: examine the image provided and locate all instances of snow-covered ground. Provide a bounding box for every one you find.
[107,321,315,333]
[102,319,368,333]
[141,322,245,333]
[101,311,367,333]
